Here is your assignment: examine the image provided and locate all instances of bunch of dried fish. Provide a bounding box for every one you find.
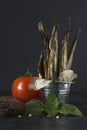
[38,21,58,80]
[59,28,81,82]
[38,21,81,82]
[28,21,81,91]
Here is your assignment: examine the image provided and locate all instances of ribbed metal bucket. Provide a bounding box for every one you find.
[41,81,71,103]
[41,81,57,102]
[57,81,71,103]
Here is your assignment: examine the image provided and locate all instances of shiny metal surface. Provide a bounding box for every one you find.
[57,82,71,103]
[41,82,57,102]
[41,81,71,103]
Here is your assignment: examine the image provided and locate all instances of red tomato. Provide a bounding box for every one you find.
[11,76,42,102]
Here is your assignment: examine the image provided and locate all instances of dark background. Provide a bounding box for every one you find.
[0,0,87,95]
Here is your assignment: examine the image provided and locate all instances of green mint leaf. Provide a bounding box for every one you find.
[45,93,58,109]
[23,99,45,116]
[58,103,83,117]
[45,93,58,116]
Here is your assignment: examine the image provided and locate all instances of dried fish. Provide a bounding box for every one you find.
[52,24,59,78]
[48,24,58,79]
[67,28,81,69]
[59,29,72,73]
[47,36,54,79]
[38,21,49,79]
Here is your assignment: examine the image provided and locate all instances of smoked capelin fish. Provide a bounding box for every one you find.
[38,21,59,80]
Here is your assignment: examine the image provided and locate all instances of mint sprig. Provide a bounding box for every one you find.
[22,93,83,117]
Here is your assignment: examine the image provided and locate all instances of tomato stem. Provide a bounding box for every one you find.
[24,68,32,77]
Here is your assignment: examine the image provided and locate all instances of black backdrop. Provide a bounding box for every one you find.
[0,0,87,94]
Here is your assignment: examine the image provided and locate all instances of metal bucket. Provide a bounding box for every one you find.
[41,80,72,103]
[41,81,57,102]
[57,81,71,103]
